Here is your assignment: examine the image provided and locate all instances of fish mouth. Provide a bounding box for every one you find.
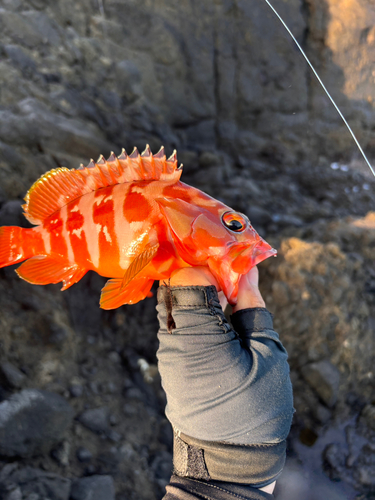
[252,240,277,265]
[207,239,277,305]
[231,239,277,274]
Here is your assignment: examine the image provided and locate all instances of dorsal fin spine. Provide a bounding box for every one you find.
[105,161,120,184]
[98,163,113,185]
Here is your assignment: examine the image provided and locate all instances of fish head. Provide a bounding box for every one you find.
[157,197,276,305]
[192,209,276,304]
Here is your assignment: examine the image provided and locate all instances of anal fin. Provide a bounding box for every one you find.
[100,277,154,309]
[100,243,159,309]
[16,256,87,290]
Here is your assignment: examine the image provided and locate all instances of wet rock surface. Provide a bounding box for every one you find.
[0,0,374,499]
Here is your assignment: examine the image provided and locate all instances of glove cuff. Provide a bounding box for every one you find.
[173,430,286,487]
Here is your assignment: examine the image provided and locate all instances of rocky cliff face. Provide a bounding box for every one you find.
[0,0,374,499]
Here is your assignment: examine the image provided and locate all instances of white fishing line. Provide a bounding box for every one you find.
[262,0,375,178]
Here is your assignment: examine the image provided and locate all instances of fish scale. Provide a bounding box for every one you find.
[0,146,276,309]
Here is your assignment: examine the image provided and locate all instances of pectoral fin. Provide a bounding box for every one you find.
[121,243,159,290]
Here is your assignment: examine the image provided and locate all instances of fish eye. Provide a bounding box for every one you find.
[221,211,247,232]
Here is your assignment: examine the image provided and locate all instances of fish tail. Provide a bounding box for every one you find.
[0,226,33,268]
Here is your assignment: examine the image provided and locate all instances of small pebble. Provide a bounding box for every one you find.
[76,446,93,463]
[108,351,121,363]
[107,430,122,443]
[69,385,83,398]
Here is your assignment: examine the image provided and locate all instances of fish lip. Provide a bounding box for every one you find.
[252,246,277,265]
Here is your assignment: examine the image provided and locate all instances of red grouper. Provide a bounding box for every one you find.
[0,146,276,309]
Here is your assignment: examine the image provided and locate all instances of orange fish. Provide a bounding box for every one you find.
[0,146,276,309]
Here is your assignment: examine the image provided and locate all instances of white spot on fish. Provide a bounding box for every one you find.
[72,228,83,238]
[79,193,100,268]
[71,205,80,213]
[57,194,67,206]
[208,246,225,256]
[129,221,145,232]
[131,186,144,194]
[95,194,106,205]
[41,229,51,254]
[102,225,112,243]
[61,205,75,263]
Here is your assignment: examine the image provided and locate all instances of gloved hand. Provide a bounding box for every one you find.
[157,266,294,497]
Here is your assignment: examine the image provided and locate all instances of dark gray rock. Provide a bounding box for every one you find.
[70,475,115,500]
[323,443,346,481]
[246,206,273,227]
[69,384,83,398]
[4,45,37,74]
[301,360,341,407]
[0,389,74,457]
[0,466,70,500]
[76,446,93,463]
[107,429,122,443]
[21,11,62,47]
[271,213,304,227]
[0,361,26,389]
[360,404,375,431]
[0,200,28,227]
[77,406,110,434]
[115,60,142,103]
[151,450,173,481]
[51,440,70,466]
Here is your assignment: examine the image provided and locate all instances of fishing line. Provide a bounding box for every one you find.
[262,0,375,178]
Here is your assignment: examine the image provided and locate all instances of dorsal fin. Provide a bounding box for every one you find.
[23,145,182,225]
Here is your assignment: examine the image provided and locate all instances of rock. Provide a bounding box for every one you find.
[77,406,110,434]
[51,440,70,466]
[107,429,122,443]
[115,60,142,102]
[360,404,375,431]
[0,389,74,457]
[246,206,273,227]
[323,443,346,481]
[0,466,71,500]
[151,450,173,481]
[69,384,83,398]
[0,200,29,228]
[301,360,340,408]
[4,45,37,75]
[271,213,304,227]
[70,475,115,500]
[0,361,26,389]
[76,447,93,463]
